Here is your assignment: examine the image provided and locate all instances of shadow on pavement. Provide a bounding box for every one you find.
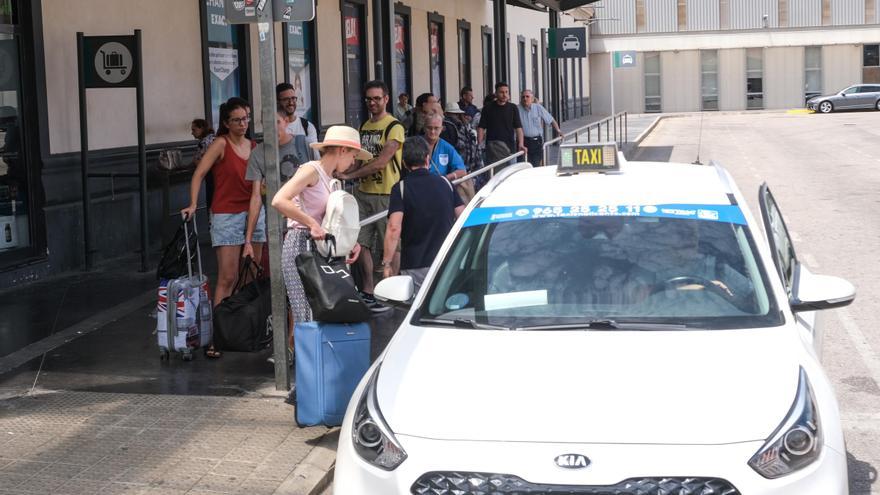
[849,450,878,493]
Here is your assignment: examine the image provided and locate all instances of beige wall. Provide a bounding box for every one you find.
[718,48,746,111]
[660,50,701,112]
[43,0,204,153]
[765,47,805,109]
[316,0,346,126]
[589,52,644,115]
[823,44,862,94]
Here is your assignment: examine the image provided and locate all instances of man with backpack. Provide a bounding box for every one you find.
[277,82,319,162]
[383,136,465,291]
[338,80,404,312]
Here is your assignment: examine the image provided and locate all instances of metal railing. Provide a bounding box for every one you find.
[542,111,628,166]
[359,150,525,227]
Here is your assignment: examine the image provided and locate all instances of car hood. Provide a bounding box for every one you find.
[377,326,800,445]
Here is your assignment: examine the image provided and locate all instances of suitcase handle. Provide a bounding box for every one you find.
[180,212,204,281]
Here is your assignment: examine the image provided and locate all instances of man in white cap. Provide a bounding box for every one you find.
[441,101,482,176]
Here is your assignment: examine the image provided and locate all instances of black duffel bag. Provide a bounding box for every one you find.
[213,258,273,352]
[295,235,371,323]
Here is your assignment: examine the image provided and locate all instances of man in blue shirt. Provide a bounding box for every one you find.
[518,89,561,166]
[423,114,467,181]
[383,136,465,290]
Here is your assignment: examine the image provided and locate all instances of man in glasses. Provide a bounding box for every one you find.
[337,80,405,312]
[517,89,561,167]
[276,82,319,162]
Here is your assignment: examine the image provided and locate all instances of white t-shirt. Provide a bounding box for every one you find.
[286,118,320,160]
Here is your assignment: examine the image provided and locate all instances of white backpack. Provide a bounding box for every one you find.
[318,187,361,258]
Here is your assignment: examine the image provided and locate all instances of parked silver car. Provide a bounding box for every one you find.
[807,84,880,113]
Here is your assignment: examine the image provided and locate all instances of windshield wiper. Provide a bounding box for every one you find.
[418,317,511,331]
[517,319,689,331]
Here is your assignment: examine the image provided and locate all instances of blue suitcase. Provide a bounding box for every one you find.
[294,321,371,427]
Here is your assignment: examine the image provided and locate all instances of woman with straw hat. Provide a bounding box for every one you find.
[271,126,373,341]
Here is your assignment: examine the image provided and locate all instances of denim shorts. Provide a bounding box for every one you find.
[210,208,266,247]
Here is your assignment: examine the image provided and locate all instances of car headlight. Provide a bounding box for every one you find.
[748,367,822,479]
[352,365,408,470]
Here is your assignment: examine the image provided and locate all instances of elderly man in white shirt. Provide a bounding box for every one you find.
[517,89,561,166]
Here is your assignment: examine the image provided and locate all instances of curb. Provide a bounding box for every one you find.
[632,115,665,146]
[274,428,339,495]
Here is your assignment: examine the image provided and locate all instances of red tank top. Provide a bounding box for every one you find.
[210,137,255,214]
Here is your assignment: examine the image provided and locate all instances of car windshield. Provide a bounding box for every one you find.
[416,209,783,330]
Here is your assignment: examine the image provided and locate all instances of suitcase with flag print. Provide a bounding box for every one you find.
[156,215,212,361]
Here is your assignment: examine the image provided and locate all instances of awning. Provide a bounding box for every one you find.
[504,0,601,11]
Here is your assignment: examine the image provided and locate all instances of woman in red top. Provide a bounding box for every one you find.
[182,98,265,358]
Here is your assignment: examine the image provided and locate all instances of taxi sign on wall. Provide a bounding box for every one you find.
[557,142,619,174]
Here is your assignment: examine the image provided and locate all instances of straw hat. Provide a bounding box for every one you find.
[444,102,465,114]
[310,125,373,161]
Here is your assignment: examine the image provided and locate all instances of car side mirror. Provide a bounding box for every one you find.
[790,264,855,313]
[375,275,415,308]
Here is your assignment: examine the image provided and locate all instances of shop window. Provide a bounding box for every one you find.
[805,46,822,101]
[517,37,526,94]
[864,44,880,84]
[428,13,445,102]
[284,21,316,123]
[342,1,368,127]
[644,52,661,113]
[201,0,250,129]
[457,20,471,92]
[394,8,413,99]
[0,0,32,256]
[746,48,764,110]
[481,27,493,98]
[531,40,540,99]
[701,50,719,111]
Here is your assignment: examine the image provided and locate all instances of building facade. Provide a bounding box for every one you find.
[589,0,880,114]
[0,0,590,286]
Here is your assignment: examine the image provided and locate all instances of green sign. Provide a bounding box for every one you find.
[557,142,619,175]
[613,51,637,68]
[548,27,586,59]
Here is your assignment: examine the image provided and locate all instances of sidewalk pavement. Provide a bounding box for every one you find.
[0,248,404,495]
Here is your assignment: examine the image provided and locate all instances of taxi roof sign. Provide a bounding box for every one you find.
[557,142,619,175]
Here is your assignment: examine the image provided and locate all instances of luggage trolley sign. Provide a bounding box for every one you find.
[83,35,138,88]
[557,142,619,174]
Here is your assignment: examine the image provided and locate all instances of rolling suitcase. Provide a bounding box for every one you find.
[156,216,212,361]
[294,321,371,427]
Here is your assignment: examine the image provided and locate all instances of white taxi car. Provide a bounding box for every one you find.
[334,144,855,495]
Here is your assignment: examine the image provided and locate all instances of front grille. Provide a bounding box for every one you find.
[411,472,740,495]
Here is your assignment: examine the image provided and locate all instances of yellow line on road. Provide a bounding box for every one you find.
[786,109,815,115]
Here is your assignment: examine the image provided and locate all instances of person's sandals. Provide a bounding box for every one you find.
[205,346,222,359]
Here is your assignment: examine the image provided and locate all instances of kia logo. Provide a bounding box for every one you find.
[554,454,590,469]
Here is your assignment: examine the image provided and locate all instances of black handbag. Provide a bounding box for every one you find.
[295,235,371,323]
[212,258,274,352]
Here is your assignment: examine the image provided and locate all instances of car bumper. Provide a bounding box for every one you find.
[335,432,849,495]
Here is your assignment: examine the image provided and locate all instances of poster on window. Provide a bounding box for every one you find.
[430,22,442,98]
[343,4,366,126]
[394,14,409,98]
[287,22,312,120]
